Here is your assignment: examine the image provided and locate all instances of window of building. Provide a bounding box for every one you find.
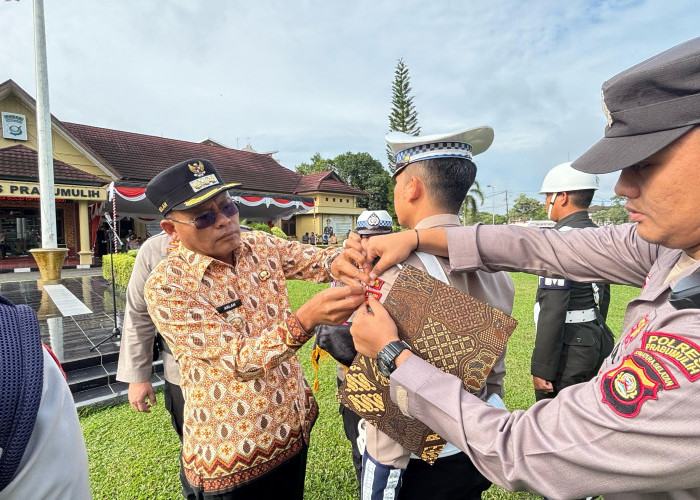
[0,206,64,256]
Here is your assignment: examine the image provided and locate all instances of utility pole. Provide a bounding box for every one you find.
[486,184,495,224]
[504,190,509,224]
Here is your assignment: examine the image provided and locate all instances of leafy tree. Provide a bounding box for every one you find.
[508,193,547,221]
[387,58,421,173]
[295,153,335,175]
[591,195,629,225]
[460,180,485,224]
[334,152,392,210]
[295,152,393,211]
[610,194,627,206]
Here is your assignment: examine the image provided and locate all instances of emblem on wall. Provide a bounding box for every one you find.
[2,112,28,141]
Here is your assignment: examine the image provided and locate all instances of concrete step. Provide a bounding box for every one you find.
[68,357,164,408]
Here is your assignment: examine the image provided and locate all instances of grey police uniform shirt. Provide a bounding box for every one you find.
[116,231,180,385]
[531,210,612,384]
[389,223,700,500]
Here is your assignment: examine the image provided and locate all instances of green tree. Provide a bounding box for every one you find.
[470,211,508,225]
[592,195,629,225]
[387,58,421,173]
[460,180,485,224]
[334,152,392,210]
[295,152,393,212]
[509,193,547,221]
[295,153,335,175]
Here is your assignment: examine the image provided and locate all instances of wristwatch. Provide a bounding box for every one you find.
[377,340,412,377]
[324,248,343,280]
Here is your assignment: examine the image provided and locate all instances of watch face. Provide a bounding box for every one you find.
[377,356,392,378]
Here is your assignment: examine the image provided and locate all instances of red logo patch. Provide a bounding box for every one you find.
[601,356,660,418]
[624,315,649,345]
[369,278,385,290]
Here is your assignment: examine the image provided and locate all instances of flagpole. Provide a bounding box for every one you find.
[33,0,57,247]
[30,0,68,283]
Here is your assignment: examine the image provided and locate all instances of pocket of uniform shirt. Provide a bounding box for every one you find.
[563,328,596,347]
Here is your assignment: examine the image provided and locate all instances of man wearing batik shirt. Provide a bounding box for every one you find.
[144,158,364,499]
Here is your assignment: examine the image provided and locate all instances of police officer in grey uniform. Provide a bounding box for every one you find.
[341,36,700,499]
[532,162,613,400]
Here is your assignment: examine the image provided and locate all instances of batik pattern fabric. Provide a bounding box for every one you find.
[339,264,517,464]
[144,231,335,493]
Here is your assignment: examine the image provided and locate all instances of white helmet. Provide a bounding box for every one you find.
[539,162,600,194]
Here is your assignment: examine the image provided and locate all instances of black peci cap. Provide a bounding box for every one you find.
[146,158,240,215]
[573,37,700,174]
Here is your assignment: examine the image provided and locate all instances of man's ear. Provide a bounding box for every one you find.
[406,175,423,202]
[160,219,179,240]
[559,192,570,206]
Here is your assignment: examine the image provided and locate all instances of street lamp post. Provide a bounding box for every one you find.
[486,184,495,224]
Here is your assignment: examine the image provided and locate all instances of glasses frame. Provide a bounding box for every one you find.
[167,200,239,230]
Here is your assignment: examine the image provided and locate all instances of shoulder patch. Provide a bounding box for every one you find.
[600,356,662,418]
[538,276,571,290]
[641,333,700,381]
[600,334,697,418]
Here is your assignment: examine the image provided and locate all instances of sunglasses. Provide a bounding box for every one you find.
[168,202,239,230]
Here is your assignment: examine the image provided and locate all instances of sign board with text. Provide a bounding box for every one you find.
[0,180,106,201]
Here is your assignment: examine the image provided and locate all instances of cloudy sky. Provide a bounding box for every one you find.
[2,0,698,214]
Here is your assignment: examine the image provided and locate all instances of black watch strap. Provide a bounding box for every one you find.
[377,340,411,377]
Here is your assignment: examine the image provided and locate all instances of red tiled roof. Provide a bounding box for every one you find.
[63,123,368,196]
[295,170,333,192]
[295,170,367,196]
[0,145,105,185]
[64,123,303,194]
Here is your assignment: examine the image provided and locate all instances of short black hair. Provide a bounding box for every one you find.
[410,157,477,213]
[567,189,595,209]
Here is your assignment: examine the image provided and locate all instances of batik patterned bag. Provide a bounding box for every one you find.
[338,264,517,463]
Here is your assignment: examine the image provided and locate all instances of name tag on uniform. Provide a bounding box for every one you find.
[216,299,242,314]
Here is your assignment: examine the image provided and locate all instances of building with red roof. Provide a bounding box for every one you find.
[0,79,367,266]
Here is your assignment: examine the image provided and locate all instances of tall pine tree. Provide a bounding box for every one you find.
[387,58,421,173]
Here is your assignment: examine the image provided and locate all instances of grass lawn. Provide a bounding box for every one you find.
[80,276,639,499]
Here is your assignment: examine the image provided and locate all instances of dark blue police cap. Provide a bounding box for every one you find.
[573,37,700,174]
[146,158,240,215]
